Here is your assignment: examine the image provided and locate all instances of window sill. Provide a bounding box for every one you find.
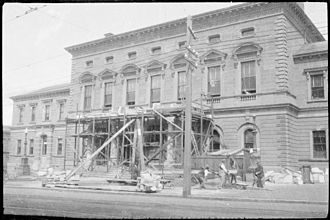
[208,41,220,45]
[239,34,256,39]
[57,119,65,122]
[307,99,327,103]
[298,159,328,162]
[85,66,93,69]
[29,122,36,124]
[17,123,24,125]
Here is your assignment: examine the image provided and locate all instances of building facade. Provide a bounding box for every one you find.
[3,126,11,173]
[8,2,328,176]
[8,84,70,176]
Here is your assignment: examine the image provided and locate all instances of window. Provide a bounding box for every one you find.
[42,136,47,155]
[151,75,161,104]
[151,46,161,54]
[105,56,113,64]
[208,66,221,96]
[86,60,93,67]
[208,34,220,43]
[178,71,186,100]
[241,27,255,37]
[104,82,113,108]
[312,130,327,159]
[59,103,64,120]
[29,139,34,155]
[44,105,50,121]
[241,60,256,94]
[178,41,187,49]
[127,79,136,105]
[19,107,24,123]
[17,140,22,154]
[244,129,256,149]
[128,51,137,59]
[31,106,36,122]
[311,74,324,99]
[84,85,92,111]
[57,138,63,155]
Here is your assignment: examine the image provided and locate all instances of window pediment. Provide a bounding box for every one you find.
[80,72,96,83]
[120,64,141,77]
[170,54,187,70]
[232,42,263,68]
[146,60,166,73]
[98,69,117,80]
[201,49,227,65]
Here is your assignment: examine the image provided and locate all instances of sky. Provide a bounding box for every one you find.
[2,2,328,126]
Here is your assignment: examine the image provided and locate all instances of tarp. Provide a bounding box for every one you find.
[206,147,243,156]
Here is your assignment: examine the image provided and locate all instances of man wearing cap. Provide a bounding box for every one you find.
[218,160,229,189]
[255,161,264,188]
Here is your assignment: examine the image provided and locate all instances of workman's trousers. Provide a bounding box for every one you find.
[256,176,263,188]
[218,172,227,188]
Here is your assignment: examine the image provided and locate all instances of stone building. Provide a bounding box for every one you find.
[8,2,328,176]
[8,84,70,176]
[3,125,11,173]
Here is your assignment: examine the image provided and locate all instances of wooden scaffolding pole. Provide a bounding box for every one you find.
[65,119,135,181]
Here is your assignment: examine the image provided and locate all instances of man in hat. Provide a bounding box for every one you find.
[218,160,229,189]
[196,166,210,189]
[255,160,264,188]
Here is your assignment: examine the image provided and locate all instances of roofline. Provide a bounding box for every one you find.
[10,83,71,100]
[64,2,263,53]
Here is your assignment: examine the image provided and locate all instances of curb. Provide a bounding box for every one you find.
[4,184,327,205]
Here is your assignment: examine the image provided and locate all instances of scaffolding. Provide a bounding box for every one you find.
[63,101,217,177]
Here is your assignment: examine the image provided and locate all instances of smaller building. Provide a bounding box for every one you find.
[7,83,70,177]
[3,125,11,173]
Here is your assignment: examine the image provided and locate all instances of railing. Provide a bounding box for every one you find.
[240,94,256,101]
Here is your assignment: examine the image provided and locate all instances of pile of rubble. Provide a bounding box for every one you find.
[264,167,327,185]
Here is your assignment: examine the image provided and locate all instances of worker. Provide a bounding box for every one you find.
[218,160,229,189]
[228,157,238,184]
[255,161,264,188]
[204,165,211,182]
[196,166,209,189]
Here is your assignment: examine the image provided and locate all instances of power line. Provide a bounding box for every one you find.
[4,5,47,24]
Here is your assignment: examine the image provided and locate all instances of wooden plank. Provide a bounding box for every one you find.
[65,119,135,181]
[136,119,145,171]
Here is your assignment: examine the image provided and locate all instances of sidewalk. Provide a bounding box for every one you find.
[4,176,328,205]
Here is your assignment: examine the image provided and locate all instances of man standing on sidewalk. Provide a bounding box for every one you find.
[255,161,264,188]
[218,160,229,189]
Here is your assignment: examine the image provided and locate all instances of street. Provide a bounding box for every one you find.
[3,186,328,218]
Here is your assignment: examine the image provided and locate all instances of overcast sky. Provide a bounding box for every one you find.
[2,2,328,126]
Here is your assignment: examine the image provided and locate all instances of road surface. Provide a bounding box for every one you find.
[3,186,328,218]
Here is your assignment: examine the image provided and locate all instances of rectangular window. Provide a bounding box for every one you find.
[86,60,93,67]
[59,103,64,120]
[17,140,22,154]
[208,66,221,96]
[42,136,47,155]
[31,106,36,122]
[105,56,113,64]
[19,108,24,123]
[241,27,255,37]
[311,74,324,99]
[104,82,113,108]
[151,75,161,104]
[312,130,327,159]
[151,46,161,54]
[178,71,186,100]
[128,51,137,59]
[29,139,34,155]
[127,79,136,105]
[241,60,256,94]
[84,85,92,111]
[208,34,220,43]
[57,138,63,155]
[178,41,187,49]
[45,105,50,121]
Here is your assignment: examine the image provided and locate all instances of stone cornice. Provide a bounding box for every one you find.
[65,2,323,58]
[293,51,328,63]
[11,89,70,102]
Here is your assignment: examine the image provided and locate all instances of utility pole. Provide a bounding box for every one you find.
[183,15,199,198]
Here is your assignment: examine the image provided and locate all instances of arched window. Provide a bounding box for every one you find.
[41,135,47,155]
[244,129,256,149]
[79,72,95,84]
[121,64,140,106]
